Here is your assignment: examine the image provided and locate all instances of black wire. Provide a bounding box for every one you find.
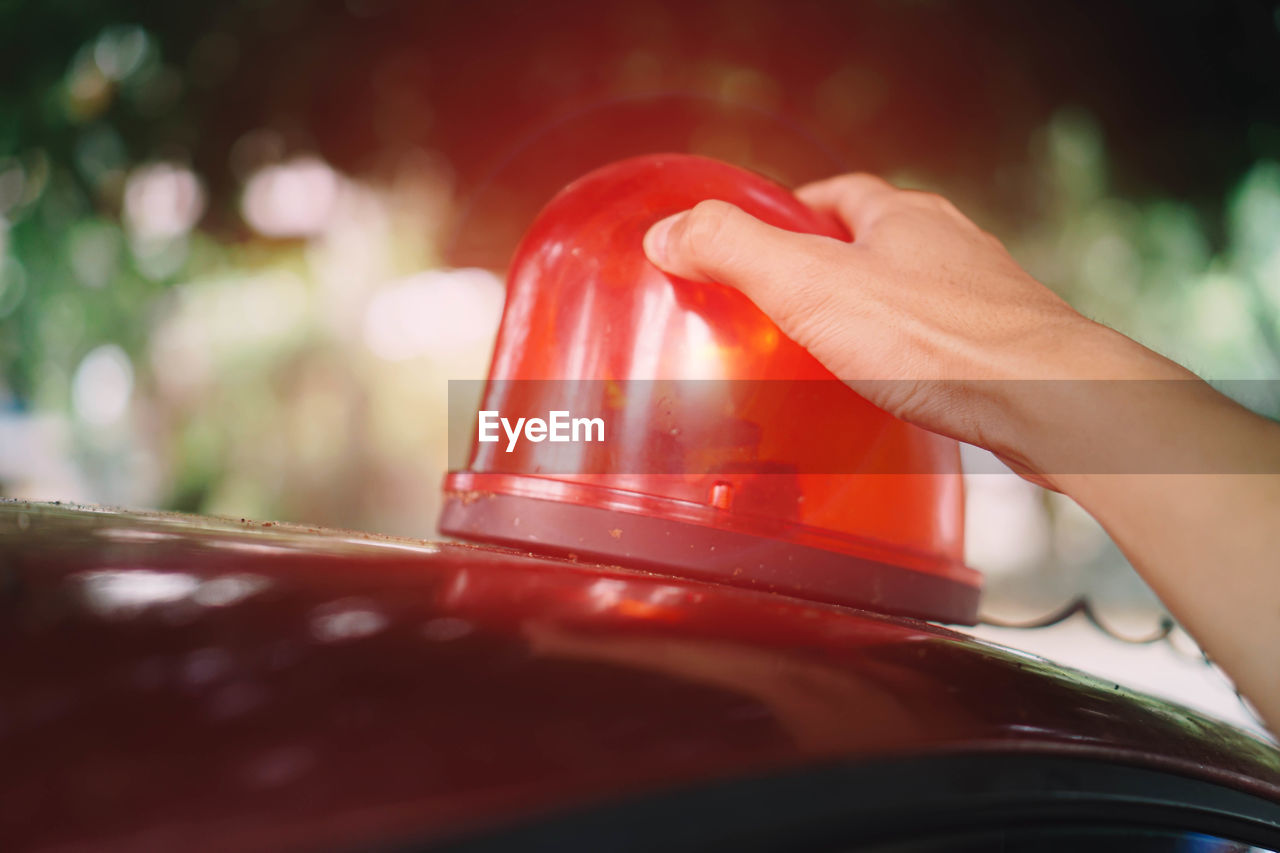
[980,596,1174,644]
[980,596,1087,630]
[1083,603,1175,645]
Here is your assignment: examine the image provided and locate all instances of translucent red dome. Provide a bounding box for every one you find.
[441,154,981,623]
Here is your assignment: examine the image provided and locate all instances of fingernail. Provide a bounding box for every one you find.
[644,213,682,268]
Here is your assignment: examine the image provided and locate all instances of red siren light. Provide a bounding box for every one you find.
[440,154,981,623]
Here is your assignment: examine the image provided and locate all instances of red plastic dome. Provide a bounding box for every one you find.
[440,154,981,623]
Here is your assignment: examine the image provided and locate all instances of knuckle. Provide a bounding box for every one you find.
[828,172,894,204]
[841,171,893,191]
[899,189,933,202]
[934,197,967,222]
[902,189,945,208]
[682,199,736,255]
[875,206,926,231]
[843,199,894,237]
[901,190,963,219]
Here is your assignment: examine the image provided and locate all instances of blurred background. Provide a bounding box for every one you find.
[2,0,1279,731]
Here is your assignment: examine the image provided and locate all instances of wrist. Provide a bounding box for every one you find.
[976,318,1195,489]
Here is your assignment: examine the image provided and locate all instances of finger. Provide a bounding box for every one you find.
[643,198,839,288]
[795,173,900,238]
[643,199,852,343]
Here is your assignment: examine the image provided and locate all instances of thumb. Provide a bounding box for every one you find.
[643,199,839,297]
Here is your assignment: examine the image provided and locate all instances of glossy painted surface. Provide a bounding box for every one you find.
[447,154,977,621]
[2,500,1278,852]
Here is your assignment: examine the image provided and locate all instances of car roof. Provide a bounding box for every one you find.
[3,499,1278,850]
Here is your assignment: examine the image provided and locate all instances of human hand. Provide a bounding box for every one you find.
[642,173,1188,480]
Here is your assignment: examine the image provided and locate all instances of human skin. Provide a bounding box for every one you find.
[643,174,1280,736]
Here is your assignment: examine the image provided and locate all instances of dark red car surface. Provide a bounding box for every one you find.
[2,500,1279,851]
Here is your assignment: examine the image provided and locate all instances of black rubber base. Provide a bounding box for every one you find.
[439,487,980,624]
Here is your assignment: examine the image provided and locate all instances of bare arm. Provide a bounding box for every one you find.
[643,174,1280,733]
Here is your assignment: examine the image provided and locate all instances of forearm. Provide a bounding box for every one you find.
[996,327,1280,733]
[1069,472,1280,733]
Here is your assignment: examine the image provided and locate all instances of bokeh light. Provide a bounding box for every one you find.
[362,268,504,361]
[242,156,339,238]
[71,343,133,426]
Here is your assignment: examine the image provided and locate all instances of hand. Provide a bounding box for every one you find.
[642,173,1187,482]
